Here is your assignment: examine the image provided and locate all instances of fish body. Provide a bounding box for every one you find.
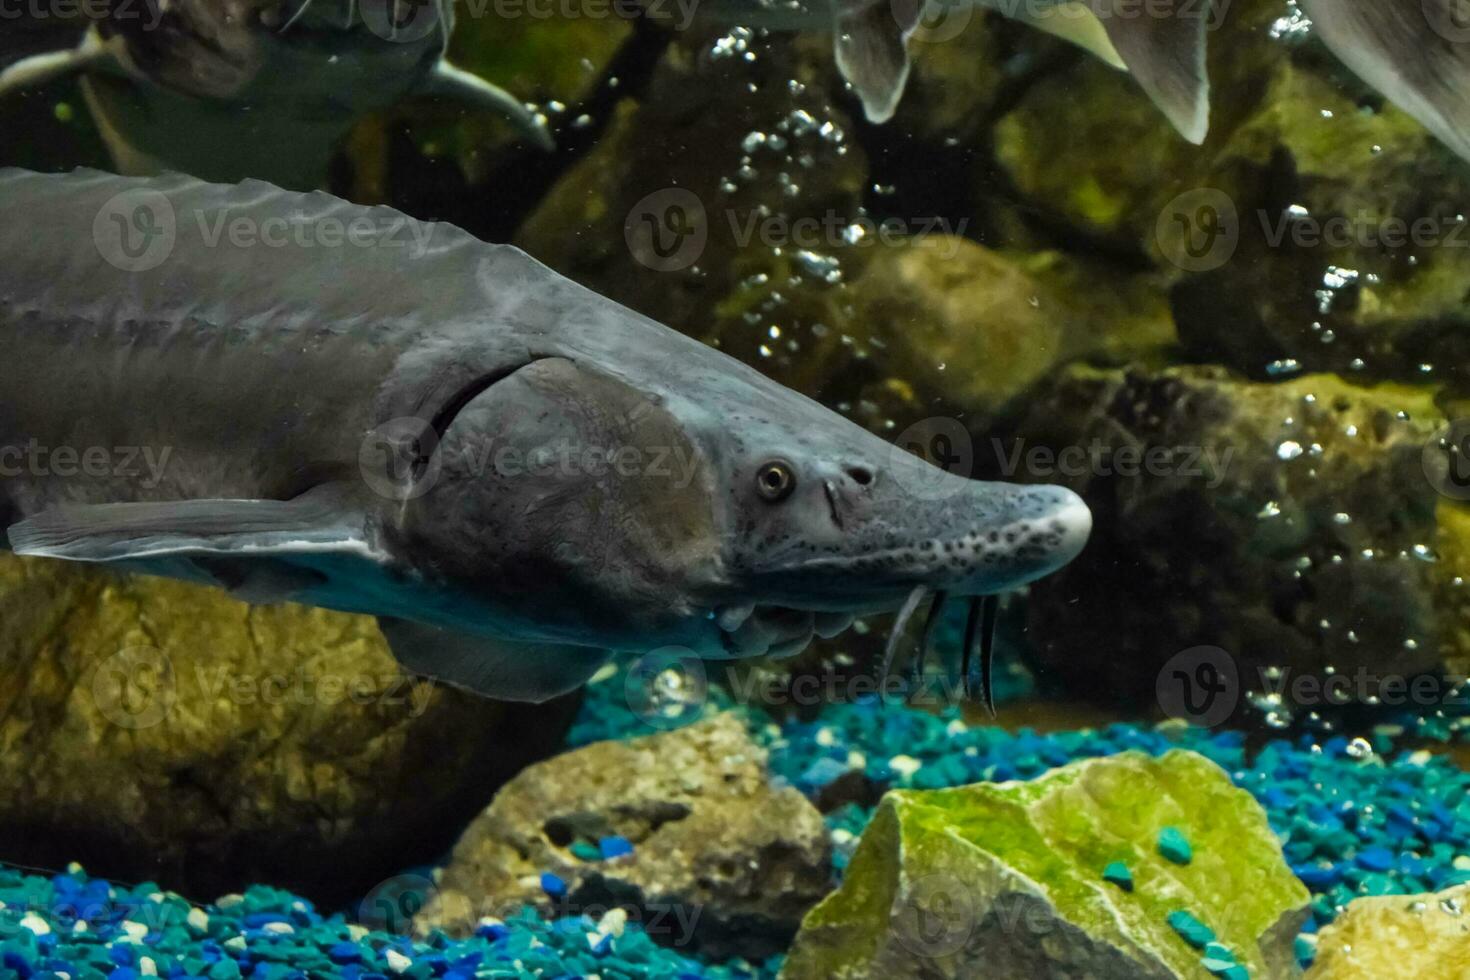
[715,0,1470,164]
[0,0,549,189]
[0,168,1091,702]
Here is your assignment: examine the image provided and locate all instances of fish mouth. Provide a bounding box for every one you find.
[713,603,856,660]
[712,487,1092,710]
[710,591,1003,714]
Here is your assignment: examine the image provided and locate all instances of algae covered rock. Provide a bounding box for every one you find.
[1009,364,1449,705]
[0,555,575,906]
[417,712,831,959]
[781,750,1309,980]
[1303,883,1470,978]
[850,236,1176,418]
[992,0,1470,392]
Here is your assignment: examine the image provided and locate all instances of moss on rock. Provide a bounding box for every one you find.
[0,555,574,906]
[781,750,1308,979]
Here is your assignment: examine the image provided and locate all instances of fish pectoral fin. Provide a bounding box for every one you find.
[377,617,611,703]
[1010,1,1125,70]
[1297,0,1470,164]
[1086,0,1210,144]
[6,488,377,564]
[419,60,554,151]
[833,2,917,124]
[0,29,122,98]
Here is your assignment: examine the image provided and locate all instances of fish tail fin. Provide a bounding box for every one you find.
[1088,0,1212,144]
[1298,0,1470,163]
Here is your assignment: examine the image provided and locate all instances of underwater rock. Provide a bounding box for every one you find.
[417,712,831,960]
[1166,57,1470,391]
[1008,363,1453,706]
[850,236,1175,417]
[1304,883,1470,978]
[0,555,574,906]
[992,0,1470,391]
[780,749,1308,980]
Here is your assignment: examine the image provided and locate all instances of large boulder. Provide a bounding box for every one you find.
[1008,364,1453,706]
[781,750,1309,979]
[1304,883,1470,978]
[992,0,1470,390]
[850,236,1175,418]
[416,712,832,960]
[0,555,575,906]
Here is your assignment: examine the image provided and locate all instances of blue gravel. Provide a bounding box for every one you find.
[14,660,1470,979]
[0,865,776,980]
[572,662,1470,970]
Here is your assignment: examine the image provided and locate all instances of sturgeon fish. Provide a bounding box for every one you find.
[0,0,551,190]
[0,168,1091,704]
[721,0,1470,162]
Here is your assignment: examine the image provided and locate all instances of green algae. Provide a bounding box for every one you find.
[781,751,1309,980]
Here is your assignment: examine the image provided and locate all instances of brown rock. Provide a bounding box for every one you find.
[1304,883,1470,979]
[417,712,832,960]
[1007,365,1449,706]
[0,555,575,906]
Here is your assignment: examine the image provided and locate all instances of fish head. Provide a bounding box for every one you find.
[685,399,1092,658]
[104,0,441,111]
[391,332,1089,666]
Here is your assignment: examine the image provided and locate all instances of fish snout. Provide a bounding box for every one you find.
[949,482,1092,594]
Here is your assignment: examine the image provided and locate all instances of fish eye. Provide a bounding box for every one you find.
[755,460,796,502]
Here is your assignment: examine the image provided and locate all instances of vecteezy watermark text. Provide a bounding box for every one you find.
[93,189,438,273]
[0,439,172,488]
[359,417,706,501]
[0,0,161,28]
[992,437,1234,488]
[459,0,697,29]
[1157,187,1470,273]
[624,187,969,273]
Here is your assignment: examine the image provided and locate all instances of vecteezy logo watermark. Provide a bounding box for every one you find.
[359,416,441,502]
[358,873,439,935]
[892,0,973,43]
[1423,0,1470,43]
[624,647,708,730]
[90,645,176,730]
[1423,418,1470,501]
[94,189,177,273]
[1156,645,1240,728]
[1156,188,1240,273]
[888,417,974,501]
[626,188,708,273]
[358,0,441,42]
[892,873,975,958]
